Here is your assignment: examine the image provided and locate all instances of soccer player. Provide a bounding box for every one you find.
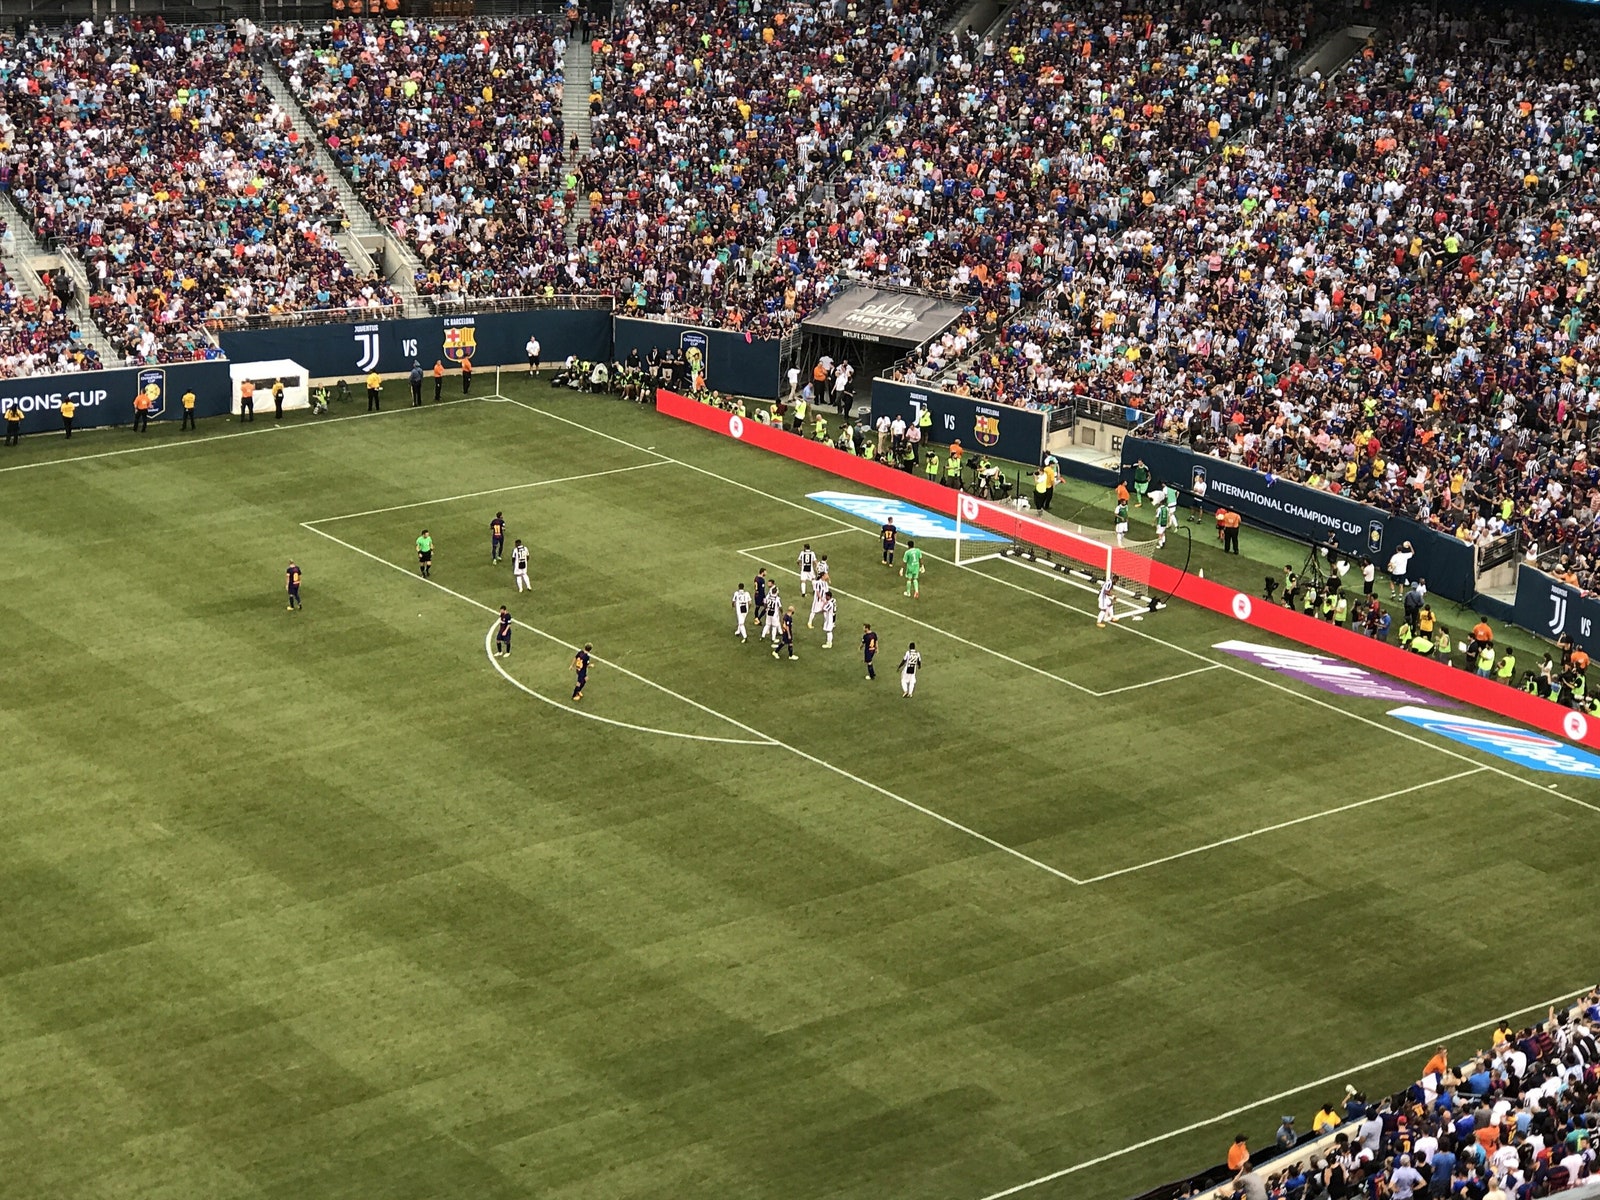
[821,589,838,648]
[797,544,817,595]
[752,568,769,618]
[286,560,302,611]
[571,643,591,700]
[862,623,878,680]
[1097,577,1116,628]
[816,555,830,591]
[1154,493,1171,549]
[416,529,434,578]
[901,539,924,598]
[490,512,506,562]
[899,642,922,697]
[761,585,784,643]
[772,606,798,660]
[731,582,752,641]
[511,539,530,592]
[1114,498,1130,547]
[808,577,828,628]
[881,518,898,566]
[494,606,512,656]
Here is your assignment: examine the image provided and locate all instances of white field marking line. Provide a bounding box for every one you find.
[952,554,1600,815]
[304,461,669,524]
[736,529,860,555]
[1001,555,1147,620]
[1090,665,1222,696]
[480,622,773,746]
[1077,767,1488,885]
[506,400,1599,802]
[973,982,1598,1200]
[738,550,1098,697]
[0,395,482,475]
[304,520,1084,887]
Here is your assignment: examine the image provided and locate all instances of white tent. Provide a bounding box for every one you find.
[230,359,310,415]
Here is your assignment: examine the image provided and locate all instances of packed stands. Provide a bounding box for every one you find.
[580,0,953,335]
[0,260,101,378]
[278,16,573,302]
[1205,992,1600,1200]
[1,19,396,365]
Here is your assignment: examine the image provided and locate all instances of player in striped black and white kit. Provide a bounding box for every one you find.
[899,642,922,697]
[797,544,817,594]
[731,583,752,641]
[511,539,531,593]
[760,586,783,642]
[1097,577,1116,628]
[808,578,829,627]
[821,590,838,648]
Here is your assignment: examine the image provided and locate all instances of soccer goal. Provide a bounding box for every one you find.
[953,493,1165,611]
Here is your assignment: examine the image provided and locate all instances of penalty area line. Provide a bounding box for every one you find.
[305,521,1085,888]
[972,981,1599,1200]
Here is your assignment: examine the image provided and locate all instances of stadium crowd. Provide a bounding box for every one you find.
[1220,992,1600,1200]
[278,15,573,302]
[0,17,396,365]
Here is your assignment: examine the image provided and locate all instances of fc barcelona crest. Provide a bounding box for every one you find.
[443,322,477,364]
[975,413,1000,447]
[137,368,166,417]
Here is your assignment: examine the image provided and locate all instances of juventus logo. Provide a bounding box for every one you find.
[354,330,380,372]
[1550,588,1569,634]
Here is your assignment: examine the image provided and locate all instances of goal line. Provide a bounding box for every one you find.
[953,494,1165,611]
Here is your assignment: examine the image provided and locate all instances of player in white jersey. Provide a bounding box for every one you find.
[760,587,783,641]
[797,544,817,594]
[815,554,830,589]
[808,578,829,627]
[821,590,838,648]
[731,583,752,641]
[511,539,531,592]
[1097,577,1116,628]
[899,642,922,697]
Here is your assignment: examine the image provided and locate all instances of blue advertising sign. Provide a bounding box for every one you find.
[870,378,1047,466]
[806,491,1006,541]
[1512,564,1600,653]
[1389,705,1600,779]
[0,360,232,435]
[136,368,166,418]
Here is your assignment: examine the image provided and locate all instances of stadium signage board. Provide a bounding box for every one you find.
[1512,564,1600,654]
[806,491,1005,541]
[1214,640,1454,706]
[1388,706,1600,778]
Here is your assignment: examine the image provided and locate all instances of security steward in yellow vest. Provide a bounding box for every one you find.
[366,371,382,412]
[180,389,196,430]
[60,397,76,439]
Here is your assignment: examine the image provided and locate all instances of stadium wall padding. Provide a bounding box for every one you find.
[0,360,234,435]
[1514,564,1600,653]
[870,377,1048,467]
[1122,437,1477,603]
[657,387,1600,752]
[612,317,781,399]
[218,310,613,380]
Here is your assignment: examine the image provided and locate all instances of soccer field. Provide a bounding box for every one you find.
[5,380,1599,1200]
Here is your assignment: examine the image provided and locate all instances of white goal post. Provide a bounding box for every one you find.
[953,493,1163,604]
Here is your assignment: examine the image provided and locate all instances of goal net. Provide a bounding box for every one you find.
[953,494,1164,606]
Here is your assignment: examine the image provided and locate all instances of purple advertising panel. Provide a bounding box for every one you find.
[1213,640,1458,707]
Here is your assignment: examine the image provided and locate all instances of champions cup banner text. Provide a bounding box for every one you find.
[1124,437,1476,603]
[656,388,1600,752]
[0,361,232,435]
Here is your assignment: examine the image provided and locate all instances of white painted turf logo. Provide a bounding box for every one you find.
[1388,705,1600,776]
[806,492,1006,541]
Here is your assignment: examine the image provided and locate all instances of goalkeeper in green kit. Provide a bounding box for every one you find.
[901,540,924,599]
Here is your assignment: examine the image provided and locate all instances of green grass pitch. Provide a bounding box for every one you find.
[3,378,1598,1200]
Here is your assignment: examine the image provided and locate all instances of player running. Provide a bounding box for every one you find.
[490,512,506,563]
[731,582,752,641]
[1097,577,1116,628]
[862,623,878,679]
[772,606,798,660]
[797,544,817,595]
[760,585,784,643]
[899,642,922,697]
[511,539,530,592]
[821,589,838,648]
[901,539,924,598]
[571,643,592,701]
[881,518,898,566]
[494,606,513,656]
[416,529,434,578]
[285,560,302,611]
